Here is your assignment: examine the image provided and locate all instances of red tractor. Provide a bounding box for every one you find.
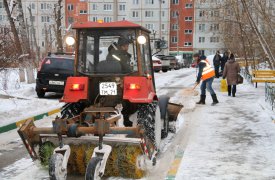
[18,21,182,179]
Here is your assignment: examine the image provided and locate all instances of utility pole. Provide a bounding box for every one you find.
[159,0,162,39]
[114,0,118,21]
[177,12,179,56]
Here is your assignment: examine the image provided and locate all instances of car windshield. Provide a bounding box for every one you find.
[41,58,74,73]
[77,29,138,75]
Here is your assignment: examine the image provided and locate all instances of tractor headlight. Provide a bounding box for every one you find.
[137,35,146,45]
[65,36,75,46]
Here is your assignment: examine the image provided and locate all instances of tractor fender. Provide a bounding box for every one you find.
[158,96,170,120]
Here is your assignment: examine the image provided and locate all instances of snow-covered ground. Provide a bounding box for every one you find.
[1,61,275,180]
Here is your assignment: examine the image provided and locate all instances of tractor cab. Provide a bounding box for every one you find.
[74,21,153,77]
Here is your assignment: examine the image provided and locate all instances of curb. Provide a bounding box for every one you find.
[165,148,184,180]
[0,108,61,134]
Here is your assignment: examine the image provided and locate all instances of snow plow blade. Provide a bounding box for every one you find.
[167,102,183,121]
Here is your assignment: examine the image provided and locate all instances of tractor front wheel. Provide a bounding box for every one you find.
[49,153,67,180]
[85,157,102,180]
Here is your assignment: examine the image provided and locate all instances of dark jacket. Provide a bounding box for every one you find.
[213,54,222,66]
[106,49,131,73]
[196,60,207,83]
[222,59,240,85]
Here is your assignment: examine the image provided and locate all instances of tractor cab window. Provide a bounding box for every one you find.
[139,35,153,76]
[77,29,138,75]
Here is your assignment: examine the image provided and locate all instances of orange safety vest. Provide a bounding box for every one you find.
[201,60,215,80]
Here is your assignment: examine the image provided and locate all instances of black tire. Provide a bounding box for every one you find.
[85,157,102,180]
[162,69,168,72]
[37,90,45,98]
[137,103,160,147]
[49,153,67,180]
[61,102,85,119]
[158,96,170,138]
[154,70,160,73]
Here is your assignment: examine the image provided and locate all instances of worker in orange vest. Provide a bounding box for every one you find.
[193,53,219,105]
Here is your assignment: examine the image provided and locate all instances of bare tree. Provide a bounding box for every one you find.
[54,0,63,53]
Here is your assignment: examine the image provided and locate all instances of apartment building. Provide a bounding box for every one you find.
[169,0,194,61]
[87,0,170,54]
[0,0,66,53]
[66,0,88,28]
[193,0,225,56]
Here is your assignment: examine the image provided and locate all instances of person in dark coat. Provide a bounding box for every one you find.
[213,51,222,78]
[222,54,240,97]
[106,38,132,73]
[194,53,219,105]
[221,51,229,73]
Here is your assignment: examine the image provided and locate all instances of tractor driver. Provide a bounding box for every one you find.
[106,37,132,73]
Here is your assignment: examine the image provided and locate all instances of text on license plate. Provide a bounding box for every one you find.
[100,82,117,95]
[49,80,64,85]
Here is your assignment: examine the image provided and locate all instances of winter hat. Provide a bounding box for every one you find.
[229,53,235,60]
[200,55,207,60]
[117,38,130,46]
[193,53,200,58]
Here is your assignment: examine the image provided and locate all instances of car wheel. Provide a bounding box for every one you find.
[162,69,168,72]
[37,90,45,98]
[154,70,160,72]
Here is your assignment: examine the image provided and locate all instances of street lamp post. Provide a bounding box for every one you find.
[176,12,179,56]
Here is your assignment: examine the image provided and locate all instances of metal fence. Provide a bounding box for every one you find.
[265,83,275,110]
[240,68,252,83]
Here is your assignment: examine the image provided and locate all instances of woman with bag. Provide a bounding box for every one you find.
[222,54,240,97]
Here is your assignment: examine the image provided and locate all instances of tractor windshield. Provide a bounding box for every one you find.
[77,29,138,75]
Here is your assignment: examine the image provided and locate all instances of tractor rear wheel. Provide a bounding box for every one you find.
[61,102,85,119]
[85,157,102,180]
[49,153,67,180]
[37,90,45,98]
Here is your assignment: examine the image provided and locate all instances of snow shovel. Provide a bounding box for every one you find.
[181,83,199,96]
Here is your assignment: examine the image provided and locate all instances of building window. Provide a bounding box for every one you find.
[80,10,87,14]
[104,17,112,22]
[184,42,192,46]
[132,11,139,18]
[42,41,45,47]
[210,24,219,31]
[29,3,35,9]
[185,3,193,8]
[103,4,112,11]
[172,24,178,30]
[199,24,205,31]
[92,4,97,10]
[185,17,192,21]
[199,10,205,17]
[161,24,165,30]
[41,16,50,22]
[184,29,192,34]
[30,16,35,22]
[210,37,219,43]
[172,0,179,4]
[162,11,165,17]
[171,36,178,43]
[145,11,154,17]
[92,17,98,22]
[133,0,139,4]
[68,17,74,24]
[145,24,154,30]
[68,4,73,11]
[171,11,178,18]
[145,0,154,4]
[210,10,220,17]
[199,37,205,43]
[0,2,3,8]
[41,3,51,10]
[119,4,126,11]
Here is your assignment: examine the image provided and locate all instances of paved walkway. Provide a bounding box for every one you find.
[176,81,275,179]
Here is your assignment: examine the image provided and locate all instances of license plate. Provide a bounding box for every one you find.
[100,82,117,95]
[49,80,64,85]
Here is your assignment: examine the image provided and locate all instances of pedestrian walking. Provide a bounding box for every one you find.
[222,53,240,97]
[221,50,229,73]
[194,53,219,105]
[213,51,222,78]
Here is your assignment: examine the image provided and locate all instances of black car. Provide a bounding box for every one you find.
[36,53,74,98]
